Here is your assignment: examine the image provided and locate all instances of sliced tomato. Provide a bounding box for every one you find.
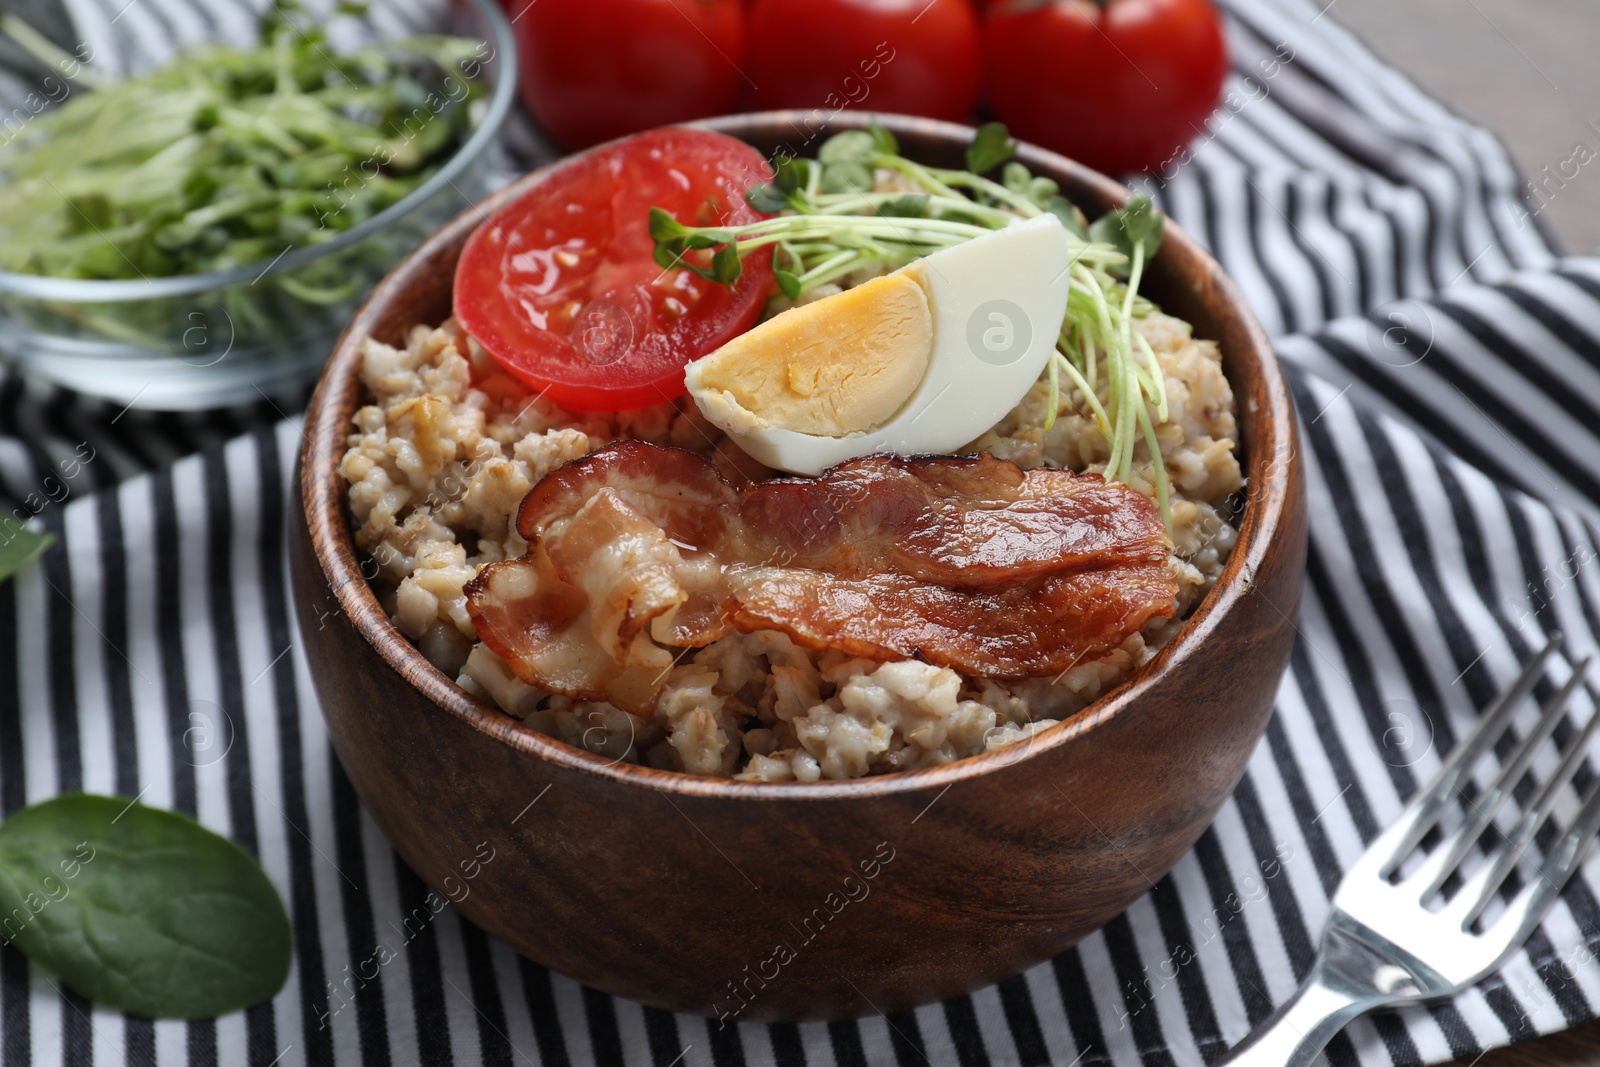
[455,128,775,412]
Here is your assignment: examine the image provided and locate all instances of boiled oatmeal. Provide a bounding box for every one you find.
[341,306,1242,781]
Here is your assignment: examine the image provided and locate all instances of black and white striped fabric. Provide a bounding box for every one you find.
[5,0,1600,1064]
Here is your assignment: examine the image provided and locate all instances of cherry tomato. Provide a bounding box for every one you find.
[745,0,981,123]
[455,129,775,412]
[513,0,745,149]
[984,0,1228,175]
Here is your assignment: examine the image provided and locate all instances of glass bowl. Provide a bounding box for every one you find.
[0,0,517,410]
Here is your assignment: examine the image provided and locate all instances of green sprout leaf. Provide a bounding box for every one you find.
[1089,194,1164,277]
[821,161,873,195]
[647,207,688,243]
[1044,196,1089,240]
[711,244,742,285]
[773,155,811,194]
[966,122,1018,174]
[0,527,53,584]
[0,794,292,1019]
[745,183,790,214]
[875,194,929,218]
[817,130,878,165]
[867,122,898,156]
[1028,175,1060,205]
[1002,162,1031,195]
[652,241,684,270]
[774,269,802,300]
[1087,212,1123,251]
[1119,193,1164,254]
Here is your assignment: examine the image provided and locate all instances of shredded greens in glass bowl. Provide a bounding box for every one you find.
[0,0,515,408]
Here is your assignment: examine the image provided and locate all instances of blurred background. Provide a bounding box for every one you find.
[1337,0,1600,252]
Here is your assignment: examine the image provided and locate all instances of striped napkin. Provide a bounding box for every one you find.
[3,0,1600,1065]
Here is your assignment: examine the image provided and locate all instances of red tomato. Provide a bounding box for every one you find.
[984,0,1228,175]
[455,129,775,412]
[513,0,745,149]
[745,0,981,123]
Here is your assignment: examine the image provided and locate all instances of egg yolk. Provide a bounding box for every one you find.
[685,270,933,437]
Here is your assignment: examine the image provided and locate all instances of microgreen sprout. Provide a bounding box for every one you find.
[650,122,1173,527]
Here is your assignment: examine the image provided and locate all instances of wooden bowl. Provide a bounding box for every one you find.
[292,112,1306,1020]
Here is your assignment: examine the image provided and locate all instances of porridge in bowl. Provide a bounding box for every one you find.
[339,125,1242,781]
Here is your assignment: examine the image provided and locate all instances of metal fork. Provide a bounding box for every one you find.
[1221,635,1600,1066]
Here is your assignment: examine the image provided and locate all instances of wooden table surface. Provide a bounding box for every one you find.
[1441,1019,1600,1066]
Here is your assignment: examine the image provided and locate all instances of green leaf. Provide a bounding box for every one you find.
[647,207,687,243]
[63,194,112,235]
[820,161,873,195]
[0,528,53,584]
[711,245,742,286]
[866,122,898,157]
[652,242,682,270]
[1002,162,1032,196]
[745,183,790,214]
[966,122,1018,174]
[1088,194,1164,277]
[774,269,801,300]
[0,794,292,1019]
[655,235,691,269]
[875,194,929,219]
[1044,196,1089,240]
[772,155,811,194]
[1088,210,1124,251]
[817,130,877,165]
[1119,193,1165,255]
[1028,175,1060,205]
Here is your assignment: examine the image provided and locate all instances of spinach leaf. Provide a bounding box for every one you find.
[0,527,53,585]
[0,794,292,1019]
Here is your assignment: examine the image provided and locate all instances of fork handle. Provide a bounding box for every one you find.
[1217,977,1372,1066]
[1218,947,1400,1067]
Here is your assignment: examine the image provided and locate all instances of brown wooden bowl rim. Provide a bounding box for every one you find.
[300,110,1294,801]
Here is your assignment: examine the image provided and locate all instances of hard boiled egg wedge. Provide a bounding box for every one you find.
[684,214,1074,475]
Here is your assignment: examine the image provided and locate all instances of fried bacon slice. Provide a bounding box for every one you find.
[466,441,1176,714]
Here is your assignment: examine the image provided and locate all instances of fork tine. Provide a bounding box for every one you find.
[1479,772,1600,952]
[1413,658,1591,897]
[1379,633,1564,874]
[1457,677,1600,926]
